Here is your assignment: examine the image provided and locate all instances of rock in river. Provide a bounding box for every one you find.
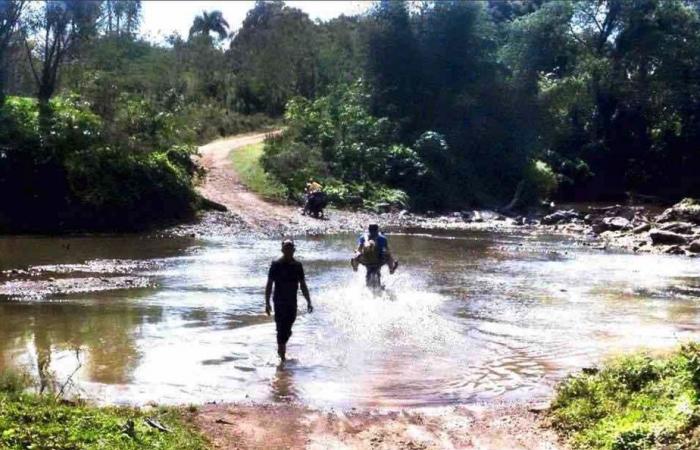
[656,198,700,224]
[542,209,580,225]
[659,221,695,235]
[649,229,689,246]
[602,216,631,231]
[632,223,651,234]
[689,240,700,254]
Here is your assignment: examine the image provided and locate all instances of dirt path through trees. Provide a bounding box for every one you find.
[196,132,403,236]
[196,131,298,233]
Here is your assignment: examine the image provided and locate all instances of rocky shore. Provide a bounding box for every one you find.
[171,198,700,259]
[535,198,700,257]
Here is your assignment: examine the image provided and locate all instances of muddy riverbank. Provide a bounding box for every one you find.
[192,401,562,450]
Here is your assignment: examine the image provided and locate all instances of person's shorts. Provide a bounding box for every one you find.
[273,301,297,345]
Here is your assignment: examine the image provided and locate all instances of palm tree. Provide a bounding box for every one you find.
[189,10,229,41]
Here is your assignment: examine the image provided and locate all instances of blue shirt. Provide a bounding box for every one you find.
[358,233,388,256]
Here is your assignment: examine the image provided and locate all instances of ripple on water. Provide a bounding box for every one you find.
[1,232,700,407]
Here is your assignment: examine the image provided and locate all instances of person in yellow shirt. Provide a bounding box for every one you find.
[306,179,322,194]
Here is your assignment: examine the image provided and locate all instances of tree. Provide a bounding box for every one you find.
[0,0,25,104]
[189,9,229,42]
[364,0,421,128]
[103,0,141,37]
[23,0,100,108]
[506,0,700,200]
[315,15,365,94]
[229,1,318,115]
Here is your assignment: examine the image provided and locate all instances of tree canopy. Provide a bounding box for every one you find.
[2,0,700,225]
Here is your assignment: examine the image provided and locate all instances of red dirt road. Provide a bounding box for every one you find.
[192,402,565,450]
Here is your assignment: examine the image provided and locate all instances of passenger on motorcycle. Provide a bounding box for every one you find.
[351,224,399,274]
[302,179,327,217]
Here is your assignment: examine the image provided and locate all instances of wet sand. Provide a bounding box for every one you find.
[192,402,563,450]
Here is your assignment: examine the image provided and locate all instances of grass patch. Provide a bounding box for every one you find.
[0,370,208,450]
[230,143,287,201]
[549,343,700,449]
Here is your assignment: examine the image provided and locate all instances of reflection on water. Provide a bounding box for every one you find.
[0,231,699,406]
[271,361,299,403]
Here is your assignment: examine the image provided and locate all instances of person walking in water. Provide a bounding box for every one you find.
[265,239,313,361]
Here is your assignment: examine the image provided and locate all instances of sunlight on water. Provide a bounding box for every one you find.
[1,231,699,407]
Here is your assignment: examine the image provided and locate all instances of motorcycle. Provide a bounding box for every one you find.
[365,264,383,291]
[302,191,328,219]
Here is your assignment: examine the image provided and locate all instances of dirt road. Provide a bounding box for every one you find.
[196,131,297,234]
[196,131,385,235]
[195,132,421,236]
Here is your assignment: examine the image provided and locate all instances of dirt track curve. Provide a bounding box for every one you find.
[196,131,298,233]
[196,132,385,236]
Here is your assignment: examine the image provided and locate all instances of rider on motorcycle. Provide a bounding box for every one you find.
[351,224,399,274]
[305,179,322,194]
[302,179,327,217]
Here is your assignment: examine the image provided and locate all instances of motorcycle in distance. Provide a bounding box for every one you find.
[302,191,328,219]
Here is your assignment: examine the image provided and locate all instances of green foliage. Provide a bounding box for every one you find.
[189,10,229,41]
[111,94,193,151]
[262,81,418,209]
[230,142,286,201]
[550,343,700,450]
[0,369,32,394]
[5,0,700,220]
[261,135,327,198]
[64,145,198,229]
[183,104,275,144]
[230,1,319,115]
[523,160,558,203]
[0,390,208,450]
[0,96,200,232]
[509,0,700,200]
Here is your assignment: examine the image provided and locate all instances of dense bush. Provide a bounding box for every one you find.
[183,103,276,144]
[0,96,200,232]
[550,343,700,450]
[262,81,419,209]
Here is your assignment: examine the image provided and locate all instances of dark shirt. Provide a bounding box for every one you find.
[268,257,305,304]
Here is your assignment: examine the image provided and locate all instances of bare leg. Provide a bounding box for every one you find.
[385,252,399,274]
[350,252,360,272]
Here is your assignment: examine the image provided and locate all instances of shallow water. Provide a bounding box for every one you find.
[0,230,699,407]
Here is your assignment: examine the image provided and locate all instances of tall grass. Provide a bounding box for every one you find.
[230,143,287,201]
[0,369,209,449]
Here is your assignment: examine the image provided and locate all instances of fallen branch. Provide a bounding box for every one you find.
[145,418,172,433]
[55,360,82,400]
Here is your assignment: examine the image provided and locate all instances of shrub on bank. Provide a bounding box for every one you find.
[549,343,700,450]
[262,81,552,212]
[261,82,420,210]
[184,103,277,144]
[0,369,207,450]
[0,96,200,232]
